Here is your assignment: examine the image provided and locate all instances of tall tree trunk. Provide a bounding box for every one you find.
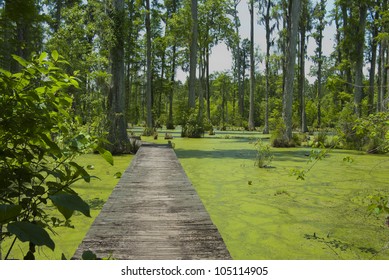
[126,63,132,123]
[299,0,308,132]
[354,4,367,117]
[241,52,246,118]
[334,6,343,108]
[233,0,244,119]
[206,47,211,120]
[198,49,205,121]
[299,30,308,132]
[167,0,177,129]
[158,54,165,119]
[145,0,153,128]
[368,8,379,115]
[248,0,255,131]
[282,0,301,141]
[189,0,198,109]
[53,0,63,32]
[315,0,325,129]
[341,4,353,97]
[263,0,272,134]
[167,44,176,129]
[107,0,129,154]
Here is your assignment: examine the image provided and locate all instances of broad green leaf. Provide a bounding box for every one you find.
[54,204,74,221]
[69,161,91,183]
[41,134,62,156]
[39,52,48,63]
[114,172,122,179]
[11,55,28,67]
[7,221,55,251]
[35,87,46,94]
[0,68,12,77]
[82,250,97,260]
[70,78,79,88]
[49,193,91,219]
[0,204,22,223]
[96,147,114,166]
[52,50,59,62]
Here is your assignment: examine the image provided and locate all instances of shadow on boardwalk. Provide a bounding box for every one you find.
[73,143,231,260]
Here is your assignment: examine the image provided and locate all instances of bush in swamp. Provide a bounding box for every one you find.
[253,139,273,168]
[336,105,365,150]
[353,112,389,154]
[181,109,206,138]
[270,121,300,147]
[0,52,113,259]
[336,105,389,153]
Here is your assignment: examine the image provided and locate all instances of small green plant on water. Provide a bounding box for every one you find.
[274,190,290,196]
[253,139,273,168]
[0,52,113,260]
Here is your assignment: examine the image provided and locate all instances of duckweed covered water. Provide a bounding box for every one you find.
[3,127,389,260]
[160,130,389,260]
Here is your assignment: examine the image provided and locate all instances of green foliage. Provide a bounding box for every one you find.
[174,130,389,259]
[181,109,205,138]
[253,139,273,168]
[336,105,365,150]
[354,112,389,154]
[368,194,389,215]
[142,127,156,137]
[336,108,389,153]
[0,53,113,259]
[270,121,300,147]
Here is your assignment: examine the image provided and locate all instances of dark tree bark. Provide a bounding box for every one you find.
[368,7,379,115]
[298,0,309,132]
[145,0,153,128]
[354,3,368,117]
[248,0,255,131]
[262,0,273,134]
[233,0,244,119]
[107,0,129,154]
[167,0,178,129]
[188,0,198,109]
[282,0,301,141]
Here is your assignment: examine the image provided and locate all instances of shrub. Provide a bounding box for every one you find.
[270,122,299,147]
[354,112,389,154]
[254,139,273,168]
[0,52,113,259]
[181,109,205,138]
[336,105,365,150]
[142,127,155,137]
[166,120,175,130]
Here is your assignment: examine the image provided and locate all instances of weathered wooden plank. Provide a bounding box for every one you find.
[73,143,230,260]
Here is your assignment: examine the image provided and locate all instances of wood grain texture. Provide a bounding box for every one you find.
[73,143,230,260]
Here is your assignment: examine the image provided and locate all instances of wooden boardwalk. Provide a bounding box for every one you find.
[73,143,230,260]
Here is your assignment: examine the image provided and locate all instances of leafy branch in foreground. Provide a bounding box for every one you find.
[0,52,113,259]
